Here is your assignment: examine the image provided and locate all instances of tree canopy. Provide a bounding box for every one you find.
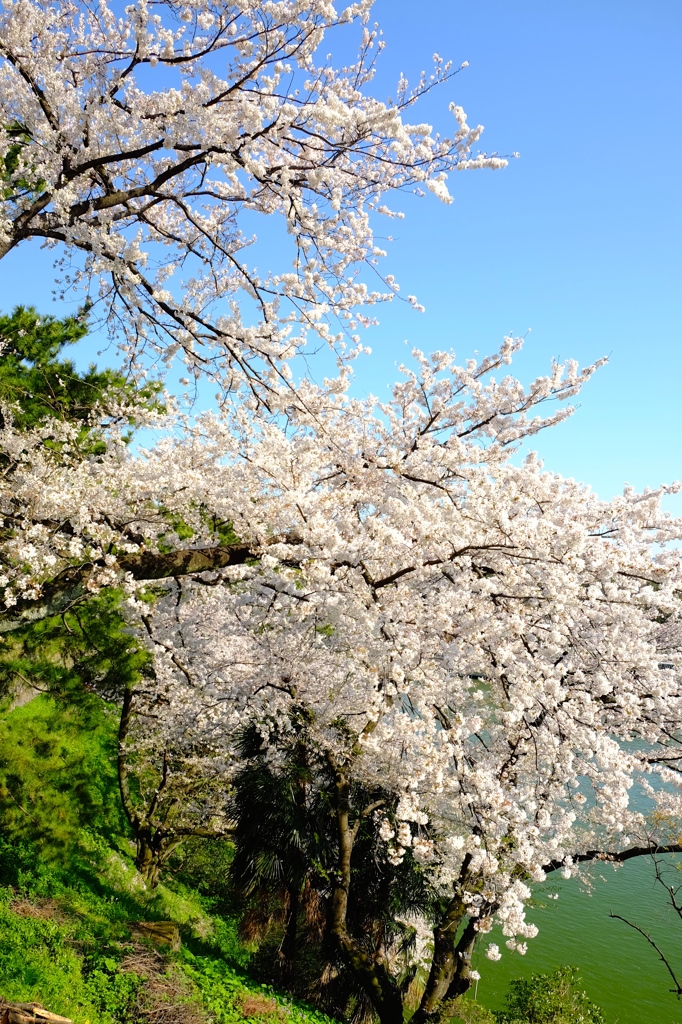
[1,6,682,1023]
[0,0,507,393]
[1,312,681,1021]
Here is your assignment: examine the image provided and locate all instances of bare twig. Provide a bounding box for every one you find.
[609,912,682,997]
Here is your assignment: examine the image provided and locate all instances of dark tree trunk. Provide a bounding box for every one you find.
[281,886,300,962]
[410,906,467,1024]
[411,856,474,1024]
[133,827,185,888]
[445,917,479,1000]
[134,829,164,888]
[328,769,405,1024]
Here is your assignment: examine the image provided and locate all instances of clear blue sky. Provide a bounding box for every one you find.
[2,0,680,506]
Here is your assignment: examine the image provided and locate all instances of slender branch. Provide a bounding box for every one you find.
[610,912,682,996]
[117,682,141,833]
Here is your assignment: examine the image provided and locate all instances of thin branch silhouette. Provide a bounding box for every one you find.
[609,912,682,998]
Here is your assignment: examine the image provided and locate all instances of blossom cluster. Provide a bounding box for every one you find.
[0,0,507,390]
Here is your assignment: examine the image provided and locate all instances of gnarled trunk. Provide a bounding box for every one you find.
[411,856,475,1024]
[328,769,404,1024]
[134,829,164,888]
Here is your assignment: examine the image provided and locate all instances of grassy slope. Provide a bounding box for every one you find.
[0,694,335,1024]
[0,695,596,1024]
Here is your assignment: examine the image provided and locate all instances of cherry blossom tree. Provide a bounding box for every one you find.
[0,0,506,393]
[2,5,682,1017]
[2,336,681,1021]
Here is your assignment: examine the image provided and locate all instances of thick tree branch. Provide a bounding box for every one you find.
[543,843,682,874]
[0,543,254,634]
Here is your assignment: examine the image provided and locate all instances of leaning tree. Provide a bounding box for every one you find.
[2,336,682,1022]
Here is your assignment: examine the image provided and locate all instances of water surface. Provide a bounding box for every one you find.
[470,857,682,1023]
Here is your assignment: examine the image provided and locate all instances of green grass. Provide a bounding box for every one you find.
[0,873,338,1024]
[0,694,337,1024]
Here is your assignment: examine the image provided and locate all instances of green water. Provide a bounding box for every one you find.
[470,858,682,1024]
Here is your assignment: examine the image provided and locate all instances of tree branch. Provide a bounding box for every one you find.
[543,843,682,874]
[610,912,682,996]
[0,543,254,634]
[117,681,141,834]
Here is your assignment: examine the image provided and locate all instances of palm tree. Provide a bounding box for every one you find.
[228,722,437,1022]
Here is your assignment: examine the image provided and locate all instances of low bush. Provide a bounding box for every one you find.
[493,967,605,1024]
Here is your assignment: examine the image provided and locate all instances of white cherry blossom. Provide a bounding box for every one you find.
[0,0,507,392]
[2,338,681,1019]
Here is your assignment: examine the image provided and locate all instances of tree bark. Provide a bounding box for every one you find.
[542,843,682,873]
[281,886,300,963]
[411,856,473,1024]
[445,917,479,1000]
[134,828,163,888]
[328,770,404,1024]
[118,681,165,888]
[0,543,254,634]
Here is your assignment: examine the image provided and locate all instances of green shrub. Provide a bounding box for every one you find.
[448,995,497,1023]
[493,966,604,1024]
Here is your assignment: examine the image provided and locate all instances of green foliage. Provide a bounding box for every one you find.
[0,831,336,1024]
[170,837,237,914]
[493,967,605,1024]
[0,694,609,1024]
[0,692,131,865]
[448,996,497,1024]
[182,952,335,1024]
[232,723,435,930]
[231,724,438,1017]
[156,507,242,552]
[157,512,196,552]
[0,588,150,704]
[0,589,160,887]
[230,733,316,902]
[0,305,164,440]
[0,887,142,1024]
[211,517,241,547]
[0,694,336,1024]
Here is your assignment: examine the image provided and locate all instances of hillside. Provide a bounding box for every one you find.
[0,694,607,1024]
[0,693,336,1024]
